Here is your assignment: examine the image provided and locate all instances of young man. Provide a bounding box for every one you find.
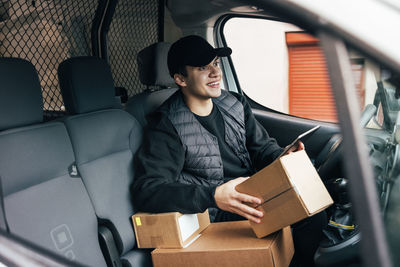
[132,35,326,266]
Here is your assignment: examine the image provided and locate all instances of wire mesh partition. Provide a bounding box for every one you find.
[0,0,98,113]
[108,0,160,97]
[0,0,161,114]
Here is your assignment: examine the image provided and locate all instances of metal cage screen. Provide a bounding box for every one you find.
[0,0,160,114]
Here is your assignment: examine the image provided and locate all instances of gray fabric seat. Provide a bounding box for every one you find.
[0,58,107,266]
[58,56,150,267]
[125,42,177,127]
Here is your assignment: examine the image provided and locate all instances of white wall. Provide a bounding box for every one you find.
[224,18,301,113]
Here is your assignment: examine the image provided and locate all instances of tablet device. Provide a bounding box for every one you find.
[279,125,320,157]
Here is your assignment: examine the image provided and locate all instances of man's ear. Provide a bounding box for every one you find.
[174,74,186,87]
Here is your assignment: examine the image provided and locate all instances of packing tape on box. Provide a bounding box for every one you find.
[255,187,294,208]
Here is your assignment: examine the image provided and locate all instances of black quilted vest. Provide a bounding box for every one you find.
[160,90,253,221]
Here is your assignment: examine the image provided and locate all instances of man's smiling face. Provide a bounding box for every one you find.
[179,57,222,100]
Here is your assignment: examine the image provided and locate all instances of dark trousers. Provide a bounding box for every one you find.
[214,210,328,267]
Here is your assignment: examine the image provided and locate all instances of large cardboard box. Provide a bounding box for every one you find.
[152,221,294,267]
[132,210,210,248]
[236,150,333,238]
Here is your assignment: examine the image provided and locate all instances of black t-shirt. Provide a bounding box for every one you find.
[194,105,252,180]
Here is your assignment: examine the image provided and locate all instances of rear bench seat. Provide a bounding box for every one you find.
[58,56,151,267]
[0,42,179,265]
[0,58,107,266]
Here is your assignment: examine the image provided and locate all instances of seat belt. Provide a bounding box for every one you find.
[0,176,10,232]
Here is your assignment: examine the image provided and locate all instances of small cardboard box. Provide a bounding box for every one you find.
[132,210,210,248]
[236,150,333,238]
[152,221,294,267]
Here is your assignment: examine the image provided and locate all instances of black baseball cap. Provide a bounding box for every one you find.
[167,35,232,77]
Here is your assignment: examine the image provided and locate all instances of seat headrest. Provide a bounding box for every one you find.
[137,42,175,88]
[0,58,43,131]
[58,57,116,115]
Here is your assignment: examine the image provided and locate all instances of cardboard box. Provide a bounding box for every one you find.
[132,210,210,248]
[236,150,333,238]
[152,221,294,267]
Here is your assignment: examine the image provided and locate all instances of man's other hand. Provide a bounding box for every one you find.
[286,140,305,154]
[214,177,263,223]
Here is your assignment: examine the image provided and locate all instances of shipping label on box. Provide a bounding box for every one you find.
[132,210,210,248]
[236,150,333,238]
[152,221,294,267]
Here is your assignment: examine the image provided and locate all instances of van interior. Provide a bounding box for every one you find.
[0,0,399,266]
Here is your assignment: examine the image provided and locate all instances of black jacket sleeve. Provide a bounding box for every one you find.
[231,92,284,171]
[131,112,217,214]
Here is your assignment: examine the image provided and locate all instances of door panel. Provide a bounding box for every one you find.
[252,107,340,160]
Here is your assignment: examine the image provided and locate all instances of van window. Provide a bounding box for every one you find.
[223,17,376,124]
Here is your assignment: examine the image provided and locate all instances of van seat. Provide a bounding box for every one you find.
[58,56,151,267]
[125,42,177,126]
[0,58,107,266]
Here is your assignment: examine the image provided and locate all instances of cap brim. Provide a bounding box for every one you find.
[189,47,232,67]
[215,47,232,57]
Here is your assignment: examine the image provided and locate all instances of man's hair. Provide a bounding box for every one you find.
[175,65,188,77]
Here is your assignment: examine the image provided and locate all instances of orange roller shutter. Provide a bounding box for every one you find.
[286,32,338,122]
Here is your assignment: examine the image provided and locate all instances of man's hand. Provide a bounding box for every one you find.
[214,177,263,223]
[286,141,305,154]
